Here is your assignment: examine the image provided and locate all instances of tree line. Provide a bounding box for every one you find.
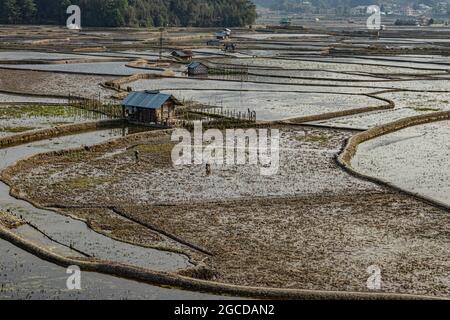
[0,0,257,27]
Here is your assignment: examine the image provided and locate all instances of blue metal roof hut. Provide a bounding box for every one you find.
[121,90,181,125]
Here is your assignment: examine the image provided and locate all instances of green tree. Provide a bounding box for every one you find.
[18,0,38,23]
[1,0,258,27]
[2,0,21,24]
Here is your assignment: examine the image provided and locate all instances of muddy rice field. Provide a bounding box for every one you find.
[0,23,449,299]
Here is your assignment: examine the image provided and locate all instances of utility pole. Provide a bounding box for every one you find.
[159,27,164,60]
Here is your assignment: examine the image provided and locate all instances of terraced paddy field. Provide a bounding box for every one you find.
[311,91,450,129]
[0,105,107,137]
[214,57,450,75]
[3,126,448,297]
[0,93,66,105]
[352,120,450,207]
[0,235,224,300]
[0,69,113,99]
[0,62,160,76]
[0,25,449,300]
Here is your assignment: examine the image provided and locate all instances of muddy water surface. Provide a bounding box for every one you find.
[0,128,225,299]
[352,121,450,207]
[0,129,191,271]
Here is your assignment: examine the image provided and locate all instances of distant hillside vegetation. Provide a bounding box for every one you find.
[0,0,257,27]
[253,0,449,16]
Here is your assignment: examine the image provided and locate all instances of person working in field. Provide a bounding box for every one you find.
[135,150,140,163]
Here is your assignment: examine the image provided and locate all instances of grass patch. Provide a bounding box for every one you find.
[49,121,72,126]
[0,126,35,133]
[408,107,441,112]
[134,143,174,154]
[0,105,82,118]
[63,176,116,189]
[0,211,24,229]
[295,134,329,145]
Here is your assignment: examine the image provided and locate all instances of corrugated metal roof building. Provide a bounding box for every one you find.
[121,90,180,125]
[122,90,172,109]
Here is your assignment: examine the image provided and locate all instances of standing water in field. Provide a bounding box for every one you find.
[0,129,192,271]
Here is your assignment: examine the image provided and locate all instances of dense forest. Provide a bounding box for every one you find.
[0,0,257,27]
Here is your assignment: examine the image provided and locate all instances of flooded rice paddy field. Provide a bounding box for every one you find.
[245,69,386,81]
[130,75,375,94]
[0,125,228,298]
[0,62,161,76]
[0,51,111,61]
[0,105,108,137]
[0,26,449,298]
[297,56,450,70]
[166,89,375,121]
[0,93,66,105]
[234,33,331,40]
[311,107,427,130]
[5,126,449,297]
[0,69,113,99]
[356,54,450,64]
[198,74,450,91]
[0,129,192,271]
[311,91,450,129]
[7,129,378,206]
[0,237,223,300]
[352,121,450,207]
[214,57,448,75]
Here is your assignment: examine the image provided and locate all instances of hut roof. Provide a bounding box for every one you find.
[122,90,180,109]
[215,31,227,37]
[171,50,193,58]
[188,61,208,69]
